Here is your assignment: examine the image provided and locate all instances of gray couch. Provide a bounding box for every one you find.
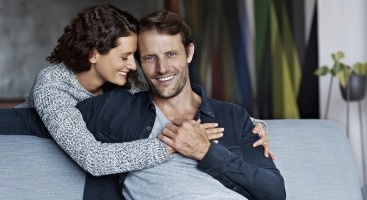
[0,119,365,200]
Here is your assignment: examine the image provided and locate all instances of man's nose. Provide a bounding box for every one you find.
[156,59,169,74]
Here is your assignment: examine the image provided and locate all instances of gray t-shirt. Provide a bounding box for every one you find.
[123,104,246,200]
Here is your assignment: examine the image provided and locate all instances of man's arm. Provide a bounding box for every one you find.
[159,116,285,199]
[197,133,286,199]
[0,108,50,138]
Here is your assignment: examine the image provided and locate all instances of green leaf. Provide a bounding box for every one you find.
[331,53,337,63]
[314,66,330,76]
[336,68,350,88]
[352,62,367,75]
[331,63,339,75]
[331,51,344,63]
[336,51,345,59]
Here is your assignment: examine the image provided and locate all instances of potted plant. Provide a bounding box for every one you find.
[314,51,367,101]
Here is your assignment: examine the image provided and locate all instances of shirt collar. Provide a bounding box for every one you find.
[190,83,215,118]
[142,83,215,118]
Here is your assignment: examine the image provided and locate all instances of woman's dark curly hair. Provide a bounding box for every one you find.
[46,4,142,90]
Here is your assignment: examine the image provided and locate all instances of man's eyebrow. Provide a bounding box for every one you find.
[141,53,154,57]
[166,49,181,53]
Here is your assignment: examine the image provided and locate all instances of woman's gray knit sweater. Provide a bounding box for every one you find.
[17,64,169,176]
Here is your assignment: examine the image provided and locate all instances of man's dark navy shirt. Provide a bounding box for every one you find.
[76,83,286,200]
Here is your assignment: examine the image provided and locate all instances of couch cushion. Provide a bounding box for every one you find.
[0,135,85,200]
[267,119,362,200]
[362,185,367,199]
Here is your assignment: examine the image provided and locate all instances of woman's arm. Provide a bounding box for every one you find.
[250,117,267,130]
[30,72,169,176]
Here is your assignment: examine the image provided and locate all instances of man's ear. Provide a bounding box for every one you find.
[89,49,99,64]
[186,43,195,63]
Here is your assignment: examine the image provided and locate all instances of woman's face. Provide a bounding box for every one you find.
[90,34,138,87]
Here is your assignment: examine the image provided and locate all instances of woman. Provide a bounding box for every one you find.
[0,4,271,177]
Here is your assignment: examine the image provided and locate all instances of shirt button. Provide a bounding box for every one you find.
[147,126,151,130]
[206,169,211,173]
[233,186,238,191]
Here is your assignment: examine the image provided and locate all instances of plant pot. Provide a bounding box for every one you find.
[340,74,367,101]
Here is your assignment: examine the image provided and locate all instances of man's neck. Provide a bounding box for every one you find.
[153,85,202,123]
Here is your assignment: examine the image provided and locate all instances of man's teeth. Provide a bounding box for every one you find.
[118,71,127,75]
[158,75,174,81]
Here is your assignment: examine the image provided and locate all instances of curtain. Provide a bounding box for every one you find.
[165,0,319,119]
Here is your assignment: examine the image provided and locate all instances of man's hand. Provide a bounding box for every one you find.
[158,119,210,160]
[164,122,223,155]
[252,123,276,160]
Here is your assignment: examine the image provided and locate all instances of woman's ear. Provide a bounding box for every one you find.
[186,43,195,63]
[89,49,99,64]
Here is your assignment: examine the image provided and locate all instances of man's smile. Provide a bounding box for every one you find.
[156,75,175,82]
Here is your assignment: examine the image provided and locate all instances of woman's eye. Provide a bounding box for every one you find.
[121,57,128,61]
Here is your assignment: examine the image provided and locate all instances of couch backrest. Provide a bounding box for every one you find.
[0,135,85,200]
[267,119,362,200]
[1,120,363,200]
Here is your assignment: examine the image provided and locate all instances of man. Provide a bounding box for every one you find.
[78,10,285,200]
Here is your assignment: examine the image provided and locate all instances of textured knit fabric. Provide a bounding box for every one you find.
[16,64,169,176]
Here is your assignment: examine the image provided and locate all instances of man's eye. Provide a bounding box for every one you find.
[168,52,177,57]
[144,56,154,61]
[121,57,128,61]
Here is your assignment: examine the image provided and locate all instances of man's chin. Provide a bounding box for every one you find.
[152,88,175,99]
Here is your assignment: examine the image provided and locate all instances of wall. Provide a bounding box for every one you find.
[0,0,163,99]
[318,0,367,186]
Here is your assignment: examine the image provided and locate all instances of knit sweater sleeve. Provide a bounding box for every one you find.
[250,117,267,130]
[30,68,169,176]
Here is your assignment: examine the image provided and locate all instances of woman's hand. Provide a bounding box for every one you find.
[202,122,224,143]
[252,123,276,160]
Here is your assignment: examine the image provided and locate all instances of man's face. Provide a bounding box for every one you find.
[138,30,194,99]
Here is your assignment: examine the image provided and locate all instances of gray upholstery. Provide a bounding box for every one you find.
[0,119,364,199]
[267,119,363,200]
[363,186,367,199]
[0,135,85,200]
